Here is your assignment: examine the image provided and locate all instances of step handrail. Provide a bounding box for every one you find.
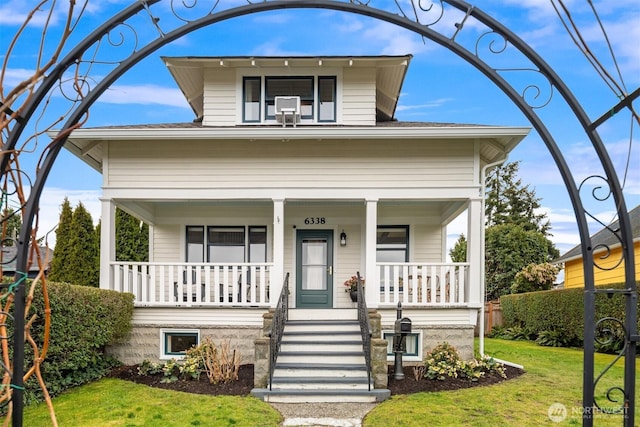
[356,272,372,391]
[268,272,290,390]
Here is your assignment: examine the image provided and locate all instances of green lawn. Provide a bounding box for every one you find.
[22,339,639,426]
[23,379,282,427]
[365,339,640,426]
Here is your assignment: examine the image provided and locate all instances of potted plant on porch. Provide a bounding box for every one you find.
[344,275,364,302]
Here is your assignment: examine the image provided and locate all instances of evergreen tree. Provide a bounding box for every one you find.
[67,202,99,287]
[485,161,550,235]
[449,234,467,262]
[115,208,148,262]
[48,198,74,282]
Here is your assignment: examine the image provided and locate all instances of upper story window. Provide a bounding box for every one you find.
[242,76,336,124]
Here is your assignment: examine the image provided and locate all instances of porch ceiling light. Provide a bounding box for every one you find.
[340,230,347,246]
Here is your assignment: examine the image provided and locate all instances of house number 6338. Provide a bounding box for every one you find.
[304,217,326,224]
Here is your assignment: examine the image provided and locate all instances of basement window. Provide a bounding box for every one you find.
[161,329,200,359]
[382,330,422,362]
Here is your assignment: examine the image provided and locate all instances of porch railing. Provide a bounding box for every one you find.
[269,272,290,390]
[356,272,372,391]
[377,263,469,306]
[109,262,272,307]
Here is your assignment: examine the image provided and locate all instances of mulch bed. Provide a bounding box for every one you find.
[108,363,525,396]
[387,364,524,394]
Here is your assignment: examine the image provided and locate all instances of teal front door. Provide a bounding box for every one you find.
[296,230,333,308]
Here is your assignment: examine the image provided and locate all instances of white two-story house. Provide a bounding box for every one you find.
[62,55,528,399]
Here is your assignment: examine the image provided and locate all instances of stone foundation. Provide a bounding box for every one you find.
[106,324,262,365]
[417,325,475,361]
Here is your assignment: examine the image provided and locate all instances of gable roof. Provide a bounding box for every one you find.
[161,55,412,122]
[555,205,640,263]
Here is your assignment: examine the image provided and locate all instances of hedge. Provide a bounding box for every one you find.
[501,282,640,345]
[9,281,134,404]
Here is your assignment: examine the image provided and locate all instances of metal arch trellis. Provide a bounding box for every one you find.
[0,0,636,426]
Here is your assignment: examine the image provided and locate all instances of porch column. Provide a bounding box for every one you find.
[466,199,483,307]
[365,199,378,308]
[271,199,285,308]
[99,198,116,290]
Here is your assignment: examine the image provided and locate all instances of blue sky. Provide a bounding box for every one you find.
[1,0,638,255]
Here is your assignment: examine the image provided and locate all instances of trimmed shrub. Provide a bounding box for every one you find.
[501,282,639,351]
[415,342,506,382]
[11,281,134,404]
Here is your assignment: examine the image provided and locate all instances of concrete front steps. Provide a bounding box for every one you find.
[251,309,390,403]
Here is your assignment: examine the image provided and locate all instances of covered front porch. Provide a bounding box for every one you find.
[99,197,484,310]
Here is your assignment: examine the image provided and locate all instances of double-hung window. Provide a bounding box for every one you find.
[242,75,336,123]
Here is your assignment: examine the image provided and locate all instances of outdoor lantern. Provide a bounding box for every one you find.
[340,230,347,246]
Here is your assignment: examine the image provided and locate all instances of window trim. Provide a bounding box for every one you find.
[382,330,422,362]
[242,77,261,123]
[376,225,410,262]
[241,74,338,124]
[160,329,200,360]
[207,226,246,263]
[185,225,205,263]
[265,76,314,120]
[248,225,267,263]
[317,76,337,123]
[185,225,269,263]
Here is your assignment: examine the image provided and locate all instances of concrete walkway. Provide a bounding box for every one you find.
[270,402,378,427]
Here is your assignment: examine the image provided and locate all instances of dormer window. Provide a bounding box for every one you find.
[243,76,336,124]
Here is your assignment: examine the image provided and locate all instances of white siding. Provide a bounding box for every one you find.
[106,139,475,189]
[153,224,180,262]
[202,68,236,126]
[342,68,376,125]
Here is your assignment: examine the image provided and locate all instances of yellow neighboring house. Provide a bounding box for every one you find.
[555,205,640,288]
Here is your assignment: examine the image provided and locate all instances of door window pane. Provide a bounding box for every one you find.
[301,239,327,290]
[186,226,204,262]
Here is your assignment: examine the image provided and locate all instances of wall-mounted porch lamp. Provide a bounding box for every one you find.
[340,230,347,246]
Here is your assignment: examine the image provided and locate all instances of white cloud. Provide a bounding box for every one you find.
[1,68,36,91]
[0,1,62,26]
[361,21,436,56]
[396,98,454,112]
[97,84,190,108]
